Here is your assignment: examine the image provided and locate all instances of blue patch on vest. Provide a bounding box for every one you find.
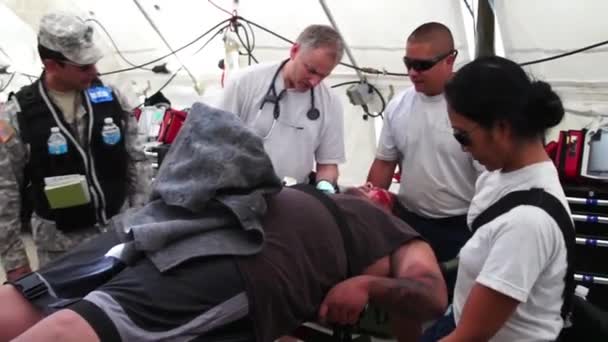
[87,86,114,103]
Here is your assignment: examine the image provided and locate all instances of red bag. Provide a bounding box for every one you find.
[157,109,187,144]
[545,140,558,161]
[553,129,586,183]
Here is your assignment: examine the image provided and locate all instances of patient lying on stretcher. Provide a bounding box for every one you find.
[0,103,446,342]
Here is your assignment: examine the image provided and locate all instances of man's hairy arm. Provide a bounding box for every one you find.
[319,239,447,327]
[369,239,448,321]
[368,272,446,321]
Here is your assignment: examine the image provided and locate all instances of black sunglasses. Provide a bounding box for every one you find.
[403,49,457,72]
[453,130,472,147]
[452,124,481,147]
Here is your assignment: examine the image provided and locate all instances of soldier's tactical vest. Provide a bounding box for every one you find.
[13,79,128,232]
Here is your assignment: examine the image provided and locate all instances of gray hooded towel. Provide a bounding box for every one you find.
[113,102,282,272]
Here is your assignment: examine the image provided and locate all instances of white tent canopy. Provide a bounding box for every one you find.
[0,0,606,184]
[494,0,608,139]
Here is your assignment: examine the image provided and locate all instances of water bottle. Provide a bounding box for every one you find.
[101,117,121,145]
[47,126,68,155]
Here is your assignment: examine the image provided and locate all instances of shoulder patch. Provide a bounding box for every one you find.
[0,119,15,143]
[87,86,114,103]
[0,100,20,143]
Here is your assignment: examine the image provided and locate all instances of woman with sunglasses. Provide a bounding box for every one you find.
[421,56,572,342]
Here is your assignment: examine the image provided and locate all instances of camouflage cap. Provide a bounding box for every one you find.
[38,12,103,65]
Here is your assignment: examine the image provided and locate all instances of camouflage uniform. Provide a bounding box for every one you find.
[0,12,152,273]
[0,86,152,271]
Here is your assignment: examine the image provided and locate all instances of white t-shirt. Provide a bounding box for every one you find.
[453,161,571,341]
[376,87,480,218]
[217,62,345,183]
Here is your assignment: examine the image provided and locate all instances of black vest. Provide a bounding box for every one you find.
[14,79,128,232]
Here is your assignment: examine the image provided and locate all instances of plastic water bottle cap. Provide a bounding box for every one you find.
[104,117,114,124]
[50,126,60,133]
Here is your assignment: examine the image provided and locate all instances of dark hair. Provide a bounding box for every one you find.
[445,56,564,139]
[408,22,454,51]
[37,43,69,63]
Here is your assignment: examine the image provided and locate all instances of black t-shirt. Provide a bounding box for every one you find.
[236,188,420,342]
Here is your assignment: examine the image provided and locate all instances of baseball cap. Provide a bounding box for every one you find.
[38,12,103,65]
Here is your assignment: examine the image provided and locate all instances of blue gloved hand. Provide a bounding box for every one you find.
[316,180,336,194]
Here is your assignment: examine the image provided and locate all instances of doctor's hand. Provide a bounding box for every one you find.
[316,180,336,194]
[319,275,372,325]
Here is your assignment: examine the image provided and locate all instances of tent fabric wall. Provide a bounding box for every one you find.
[4,1,607,184]
[493,0,608,140]
[0,0,472,185]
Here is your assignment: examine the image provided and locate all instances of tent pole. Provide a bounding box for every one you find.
[319,0,365,82]
[475,0,495,58]
[132,0,198,86]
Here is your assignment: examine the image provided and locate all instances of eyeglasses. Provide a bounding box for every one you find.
[60,60,96,72]
[403,49,457,72]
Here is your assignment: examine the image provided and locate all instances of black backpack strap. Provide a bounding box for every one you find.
[471,188,575,320]
[290,184,353,278]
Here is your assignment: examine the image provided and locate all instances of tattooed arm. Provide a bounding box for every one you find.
[369,239,448,320]
[319,239,447,340]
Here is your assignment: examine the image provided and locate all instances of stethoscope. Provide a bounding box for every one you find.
[254,59,320,139]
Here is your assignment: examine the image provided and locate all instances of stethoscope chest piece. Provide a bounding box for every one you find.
[307,108,320,121]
